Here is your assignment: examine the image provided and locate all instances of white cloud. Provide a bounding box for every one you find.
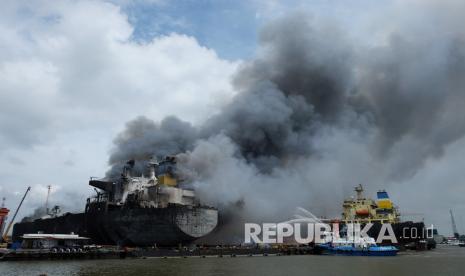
[0,0,239,218]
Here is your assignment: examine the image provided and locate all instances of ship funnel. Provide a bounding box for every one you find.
[377,190,393,209]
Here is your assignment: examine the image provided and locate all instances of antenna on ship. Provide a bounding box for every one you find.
[45,185,51,215]
[1,197,5,208]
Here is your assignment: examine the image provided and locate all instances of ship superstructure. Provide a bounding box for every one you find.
[89,157,198,210]
[342,184,400,224]
[341,184,430,248]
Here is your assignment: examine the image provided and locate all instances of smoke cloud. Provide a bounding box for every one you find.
[107,2,465,240]
[107,116,198,178]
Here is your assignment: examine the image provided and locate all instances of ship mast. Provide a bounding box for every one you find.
[45,185,51,215]
[355,184,364,200]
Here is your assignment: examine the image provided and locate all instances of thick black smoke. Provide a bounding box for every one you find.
[21,206,48,222]
[107,5,465,239]
[109,16,356,174]
[199,16,354,171]
[107,115,197,178]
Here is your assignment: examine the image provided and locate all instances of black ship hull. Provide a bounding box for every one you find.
[346,221,430,248]
[13,204,218,246]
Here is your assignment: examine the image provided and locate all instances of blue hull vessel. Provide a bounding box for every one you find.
[316,244,398,256]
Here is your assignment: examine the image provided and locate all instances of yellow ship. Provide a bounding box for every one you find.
[342,184,400,224]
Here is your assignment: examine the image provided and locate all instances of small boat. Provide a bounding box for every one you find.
[446,239,465,246]
[315,234,398,256]
[317,243,398,256]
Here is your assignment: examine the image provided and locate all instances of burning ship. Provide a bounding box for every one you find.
[12,157,218,246]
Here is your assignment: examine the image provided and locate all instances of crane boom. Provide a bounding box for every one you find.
[450,209,459,239]
[2,186,31,242]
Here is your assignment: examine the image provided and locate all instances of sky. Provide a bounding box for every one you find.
[0,0,464,236]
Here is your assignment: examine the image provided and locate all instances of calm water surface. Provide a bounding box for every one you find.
[1,245,465,276]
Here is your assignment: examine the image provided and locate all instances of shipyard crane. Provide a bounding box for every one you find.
[1,186,31,243]
[450,209,459,239]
